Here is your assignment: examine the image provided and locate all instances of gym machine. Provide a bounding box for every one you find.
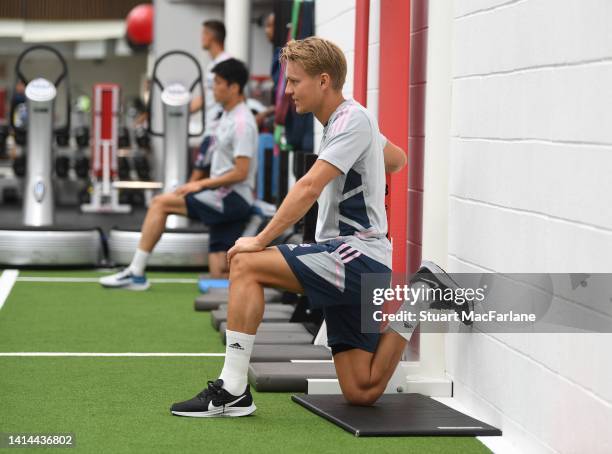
[0,45,102,266]
[108,50,210,267]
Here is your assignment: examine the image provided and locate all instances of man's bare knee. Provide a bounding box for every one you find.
[150,194,164,209]
[229,253,256,279]
[152,194,175,211]
[336,355,387,406]
[342,385,383,406]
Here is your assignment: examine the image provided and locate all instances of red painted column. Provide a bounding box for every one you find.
[353,0,370,106]
[379,0,411,274]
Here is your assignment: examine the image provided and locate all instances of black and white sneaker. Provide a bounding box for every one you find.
[170,379,256,418]
[387,261,474,339]
[413,260,473,325]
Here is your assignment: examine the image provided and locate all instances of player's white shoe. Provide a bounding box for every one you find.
[99,269,150,291]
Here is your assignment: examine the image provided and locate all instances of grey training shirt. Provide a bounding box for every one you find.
[316,99,392,268]
[209,101,258,205]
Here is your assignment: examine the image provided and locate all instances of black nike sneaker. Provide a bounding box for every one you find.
[412,260,473,325]
[170,379,256,418]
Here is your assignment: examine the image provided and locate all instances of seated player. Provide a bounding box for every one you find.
[99,58,258,289]
[169,37,464,417]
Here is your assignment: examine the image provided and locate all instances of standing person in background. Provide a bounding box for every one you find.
[190,20,231,179]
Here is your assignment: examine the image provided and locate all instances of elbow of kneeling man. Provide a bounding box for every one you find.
[299,178,322,201]
[399,150,408,169]
[389,152,407,174]
[395,149,408,171]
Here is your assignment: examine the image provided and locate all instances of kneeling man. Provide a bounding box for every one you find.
[170,38,454,417]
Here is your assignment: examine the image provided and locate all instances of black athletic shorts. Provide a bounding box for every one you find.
[185,188,251,252]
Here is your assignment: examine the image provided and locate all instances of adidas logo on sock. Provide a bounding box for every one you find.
[229,343,244,350]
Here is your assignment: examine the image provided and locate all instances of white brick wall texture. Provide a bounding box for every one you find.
[454,0,612,77]
[313,0,381,149]
[449,0,612,452]
[310,0,612,451]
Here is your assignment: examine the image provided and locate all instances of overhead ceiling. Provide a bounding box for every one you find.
[0,0,151,21]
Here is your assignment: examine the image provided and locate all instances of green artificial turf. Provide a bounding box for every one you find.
[0,357,491,454]
[15,269,205,279]
[0,279,223,353]
[0,271,491,453]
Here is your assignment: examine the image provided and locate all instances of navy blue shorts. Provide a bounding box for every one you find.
[185,189,251,252]
[277,240,391,354]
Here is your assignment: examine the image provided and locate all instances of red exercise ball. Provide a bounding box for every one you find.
[126,4,154,46]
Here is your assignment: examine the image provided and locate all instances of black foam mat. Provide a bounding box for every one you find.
[292,393,502,437]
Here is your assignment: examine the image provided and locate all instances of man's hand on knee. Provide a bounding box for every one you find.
[174,180,206,196]
[227,237,266,265]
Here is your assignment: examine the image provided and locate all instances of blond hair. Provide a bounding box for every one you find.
[280,37,347,90]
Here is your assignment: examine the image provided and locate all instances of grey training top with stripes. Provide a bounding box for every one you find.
[208,101,258,205]
[316,99,392,269]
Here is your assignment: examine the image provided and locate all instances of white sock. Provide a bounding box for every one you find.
[128,249,150,276]
[219,330,256,395]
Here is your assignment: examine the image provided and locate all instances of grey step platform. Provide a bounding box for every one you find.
[210,306,294,330]
[292,393,503,437]
[194,288,283,311]
[220,320,312,344]
[222,329,314,345]
[250,344,332,362]
[219,321,310,336]
[249,362,337,392]
[215,303,295,314]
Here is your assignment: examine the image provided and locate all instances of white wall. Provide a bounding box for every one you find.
[152,0,223,179]
[421,0,449,267]
[305,1,612,452]
[313,0,381,147]
[446,1,612,453]
[153,0,223,73]
[250,5,275,78]
[313,0,356,151]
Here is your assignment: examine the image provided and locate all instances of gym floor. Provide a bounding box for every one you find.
[0,270,490,453]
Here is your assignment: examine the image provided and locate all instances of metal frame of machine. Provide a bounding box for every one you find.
[107,50,210,267]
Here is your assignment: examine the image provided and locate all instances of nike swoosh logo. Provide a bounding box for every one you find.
[208,394,246,412]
